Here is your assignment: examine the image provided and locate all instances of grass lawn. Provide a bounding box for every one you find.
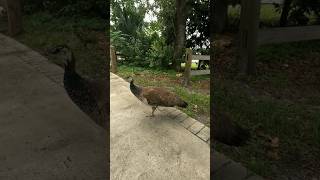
[15,12,107,79]
[116,65,210,126]
[217,5,320,179]
[228,4,318,28]
[214,36,320,179]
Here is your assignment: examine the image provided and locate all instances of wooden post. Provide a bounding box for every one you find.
[183,48,192,87]
[110,46,117,73]
[6,0,22,36]
[238,0,260,75]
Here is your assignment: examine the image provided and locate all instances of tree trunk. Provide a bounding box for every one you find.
[279,0,293,27]
[6,0,22,36]
[238,0,260,75]
[209,0,215,149]
[213,0,228,33]
[172,0,187,72]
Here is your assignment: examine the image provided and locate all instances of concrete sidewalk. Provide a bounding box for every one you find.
[0,33,107,179]
[110,73,210,180]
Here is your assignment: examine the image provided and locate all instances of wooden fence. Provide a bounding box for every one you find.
[238,0,320,75]
[261,0,283,4]
[183,48,210,87]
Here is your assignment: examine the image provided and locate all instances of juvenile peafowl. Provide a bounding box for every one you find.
[128,77,188,117]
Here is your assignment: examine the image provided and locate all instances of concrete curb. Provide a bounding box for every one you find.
[168,109,211,145]
[0,33,65,87]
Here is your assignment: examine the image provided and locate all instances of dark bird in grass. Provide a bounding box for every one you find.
[127,77,188,117]
[212,105,250,146]
[48,45,107,128]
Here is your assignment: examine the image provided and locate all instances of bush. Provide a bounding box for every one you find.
[23,0,108,18]
[111,30,174,68]
[146,37,174,68]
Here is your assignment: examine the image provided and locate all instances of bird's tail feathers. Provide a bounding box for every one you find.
[178,100,188,108]
[65,50,76,71]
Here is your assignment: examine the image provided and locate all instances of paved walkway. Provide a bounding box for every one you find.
[0,34,107,179]
[110,73,210,180]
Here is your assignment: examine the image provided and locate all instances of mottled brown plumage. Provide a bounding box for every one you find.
[129,77,188,116]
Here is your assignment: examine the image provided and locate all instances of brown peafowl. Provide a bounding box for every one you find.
[48,45,107,128]
[128,77,188,117]
[212,104,250,146]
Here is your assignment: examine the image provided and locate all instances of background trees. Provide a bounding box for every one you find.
[111,0,210,71]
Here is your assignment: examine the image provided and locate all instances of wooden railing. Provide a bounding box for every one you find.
[238,0,320,75]
[183,48,210,87]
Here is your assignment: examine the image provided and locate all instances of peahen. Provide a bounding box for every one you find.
[128,77,188,117]
[212,105,250,146]
[48,45,107,128]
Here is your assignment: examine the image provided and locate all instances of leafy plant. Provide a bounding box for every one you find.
[22,0,107,18]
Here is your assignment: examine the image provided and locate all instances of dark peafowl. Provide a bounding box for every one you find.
[48,45,107,128]
[212,104,250,146]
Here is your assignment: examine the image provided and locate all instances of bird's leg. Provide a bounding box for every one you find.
[151,106,157,117]
[146,106,157,118]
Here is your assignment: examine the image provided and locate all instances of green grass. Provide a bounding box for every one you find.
[228,4,282,28]
[214,78,320,178]
[117,65,210,126]
[15,12,106,79]
[228,4,280,26]
[228,4,318,28]
[181,62,199,69]
[214,37,320,178]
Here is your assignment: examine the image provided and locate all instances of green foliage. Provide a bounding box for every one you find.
[155,0,176,45]
[186,0,209,49]
[156,0,210,50]
[274,0,320,25]
[111,0,148,66]
[111,0,210,68]
[146,37,174,68]
[111,0,176,68]
[111,0,146,36]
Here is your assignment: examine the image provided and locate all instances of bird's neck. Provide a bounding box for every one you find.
[130,81,141,97]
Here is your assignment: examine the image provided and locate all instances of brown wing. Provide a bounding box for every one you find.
[141,87,181,107]
[87,78,107,108]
